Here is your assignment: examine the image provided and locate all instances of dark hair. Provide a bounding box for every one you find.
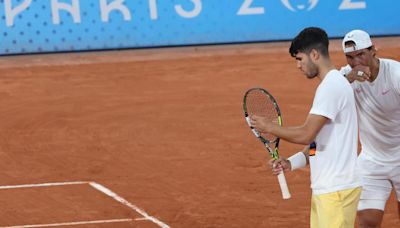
[289,27,329,57]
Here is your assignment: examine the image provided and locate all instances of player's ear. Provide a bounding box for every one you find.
[370,45,377,57]
[310,49,319,61]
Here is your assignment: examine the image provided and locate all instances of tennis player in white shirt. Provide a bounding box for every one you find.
[340,29,400,228]
[251,27,361,228]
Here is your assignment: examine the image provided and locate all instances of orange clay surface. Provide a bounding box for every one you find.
[0,37,399,228]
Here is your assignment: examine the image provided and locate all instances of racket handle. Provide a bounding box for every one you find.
[277,172,291,199]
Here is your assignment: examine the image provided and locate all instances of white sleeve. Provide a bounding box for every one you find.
[391,67,400,96]
[339,65,352,76]
[310,83,344,121]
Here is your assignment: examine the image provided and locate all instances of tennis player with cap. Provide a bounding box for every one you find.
[340,29,400,228]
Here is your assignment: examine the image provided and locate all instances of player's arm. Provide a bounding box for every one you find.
[250,114,328,145]
[269,144,313,174]
[392,68,400,96]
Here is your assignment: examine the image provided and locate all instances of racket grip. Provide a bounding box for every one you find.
[277,172,291,199]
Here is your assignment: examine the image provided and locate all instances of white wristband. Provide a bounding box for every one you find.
[288,152,307,171]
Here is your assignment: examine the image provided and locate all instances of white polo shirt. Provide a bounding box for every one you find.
[340,58,400,165]
[309,69,360,195]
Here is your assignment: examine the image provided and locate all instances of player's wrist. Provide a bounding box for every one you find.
[268,122,279,135]
[288,152,307,171]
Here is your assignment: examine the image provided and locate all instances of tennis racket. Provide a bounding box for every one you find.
[243,87,291,199]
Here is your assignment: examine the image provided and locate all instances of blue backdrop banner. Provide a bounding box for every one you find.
[0,0,399,55]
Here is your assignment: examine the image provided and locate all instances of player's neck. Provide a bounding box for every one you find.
[317,60,335,81]
[369,58,380,82]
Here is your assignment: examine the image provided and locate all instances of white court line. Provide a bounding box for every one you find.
[0,181,170,228]
[89,182,170,228]
[0,181,88,190]
[0,218,133,228]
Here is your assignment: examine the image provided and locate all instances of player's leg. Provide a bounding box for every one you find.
[358,208,384,228]
[391,165,400,219]
[310,187,361,228]
[358,169,399,228]
[341,187,362,227]
[311,191,344,228]
[357,155,393,228]
[398,201,400,219]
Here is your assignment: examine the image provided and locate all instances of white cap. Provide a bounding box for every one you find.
[342,30,373,53]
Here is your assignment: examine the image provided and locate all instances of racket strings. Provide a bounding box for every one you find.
[245,91,279,142]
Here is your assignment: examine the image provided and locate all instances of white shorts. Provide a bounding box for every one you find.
[357,154,400,211]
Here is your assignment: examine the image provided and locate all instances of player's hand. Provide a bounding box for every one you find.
[269,158,291,175]
[347,65,371,82]
[249,115,274,133]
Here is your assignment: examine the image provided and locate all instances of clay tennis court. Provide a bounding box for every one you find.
[0,38,399,227]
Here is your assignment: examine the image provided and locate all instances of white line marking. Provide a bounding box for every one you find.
[0,181,88,190]
[0,218,133,228]
[135,217,148,221]
[0,181,170,228]
[89,182,170,228]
